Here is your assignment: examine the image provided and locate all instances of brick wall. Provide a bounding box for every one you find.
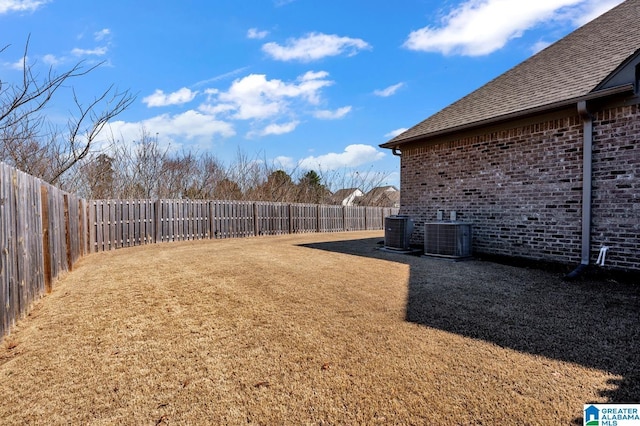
[591,105,640,271]
[399,105,640,271]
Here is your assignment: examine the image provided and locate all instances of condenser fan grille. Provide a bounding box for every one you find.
[384,215,414,250]
[424,222,472,259]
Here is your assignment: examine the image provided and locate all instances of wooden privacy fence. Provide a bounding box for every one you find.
[89,199,398,252]
[0,162,87,338]
[1,160,398,338]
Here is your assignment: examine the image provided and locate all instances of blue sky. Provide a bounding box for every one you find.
[0,0,624,188]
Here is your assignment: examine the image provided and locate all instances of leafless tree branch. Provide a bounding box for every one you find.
[0,36,135,184]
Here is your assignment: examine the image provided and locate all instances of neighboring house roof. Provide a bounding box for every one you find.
[360,186,400,207]
[381,0,640,148]
[331,188,364,206]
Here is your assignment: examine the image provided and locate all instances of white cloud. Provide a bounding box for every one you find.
[143,88,198,107]
[385,128,408,138]
[145,110,235,139]
[403,0,595,56]
[247,28,269,40]
[41,53,62,66]
[105,110,235,149]
[299,70,328,81]
[373,82,405,97]
[196,70,346,138]
[198,102,236,116]
[569,0,624,26]
[273,156,296,169]
[71,46,108,56]
[8,55,26,70]
[250,121,300,138]
[262,32,371,62]
[298,144,385,170]
[206,71,333,120]
[313,106,352,120]
[219,74,285,119]
[0,0,48,14]
[94,28,111,41]
[294,71,332,103]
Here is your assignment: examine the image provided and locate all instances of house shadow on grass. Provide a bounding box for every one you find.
[300,237,640,418]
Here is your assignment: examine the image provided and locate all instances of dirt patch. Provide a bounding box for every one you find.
[0,231,637,424]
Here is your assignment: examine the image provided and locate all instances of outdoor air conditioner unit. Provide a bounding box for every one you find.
[384,215,414,250]
[424,222,472,259]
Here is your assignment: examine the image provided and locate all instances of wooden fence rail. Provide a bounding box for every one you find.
[1,161,398,338]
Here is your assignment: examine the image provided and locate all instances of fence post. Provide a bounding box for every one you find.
[93,200,98,252]
[208,201,215,239]
[253,202,259,236]
[78,199,84,256]
[364,207,368,230]
[154,199,161,243]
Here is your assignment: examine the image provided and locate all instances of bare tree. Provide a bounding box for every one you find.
[185,153,227,199]
[0,37,134,184]
[212,178,243,200]
[112,128,167,199]
[49,86,133,184]
[84,153,116,199]
[158,153,196,198]
[250,169,294,202]
[0,119,56,179]
[226,149,269,200]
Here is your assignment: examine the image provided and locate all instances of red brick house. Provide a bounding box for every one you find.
[381,0,640,272]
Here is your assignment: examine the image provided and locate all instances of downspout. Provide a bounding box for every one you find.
[565,100,593,280]
[392,147,403,214]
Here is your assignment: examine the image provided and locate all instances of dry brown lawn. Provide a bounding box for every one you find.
[1,231,638,425]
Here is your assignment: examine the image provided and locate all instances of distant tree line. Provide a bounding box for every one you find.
[57,127,389,204]
[0,38,390,204]
[60,128,335,202]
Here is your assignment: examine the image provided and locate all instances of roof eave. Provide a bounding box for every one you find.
[379,84,634,149]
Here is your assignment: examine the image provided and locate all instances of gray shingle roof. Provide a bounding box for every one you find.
[360,186,400,207]
[330,188,363,205]
[382,0,640,147]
